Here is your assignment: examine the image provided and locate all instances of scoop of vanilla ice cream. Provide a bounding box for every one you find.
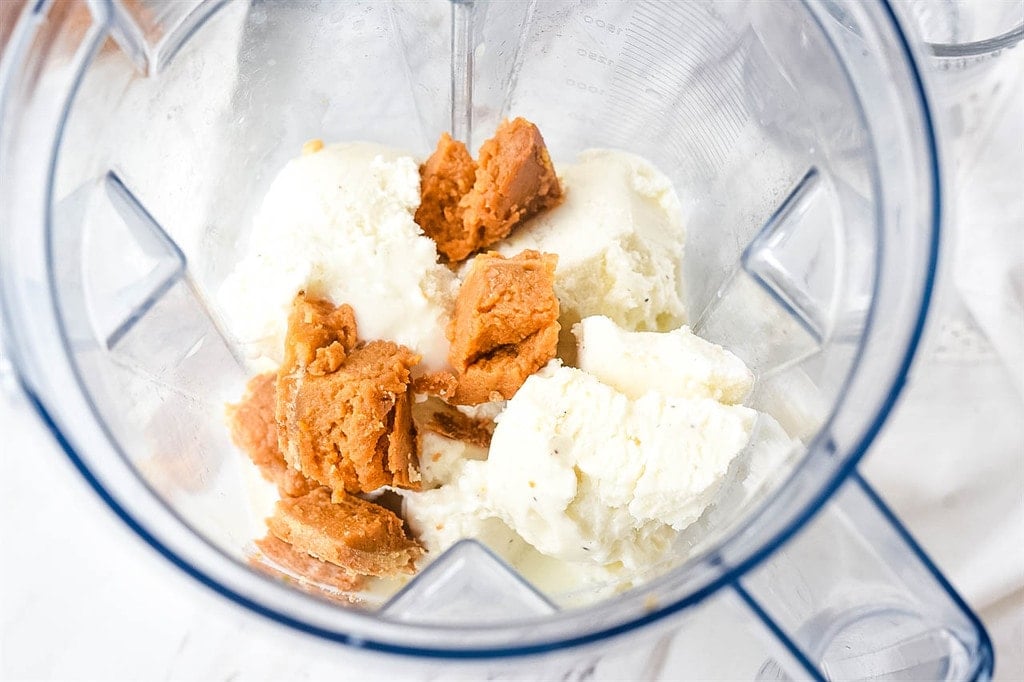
[626,391,756,529]
[495,149,687,338]
[403,459,630,600]
[675,413,798,555]
[574,315,753,404]
[219,142,457,370]
[416,431,487,489]
[482,363,658,569]
[714,413,796,516]
[403,460,525,560]
[483,363,755,569]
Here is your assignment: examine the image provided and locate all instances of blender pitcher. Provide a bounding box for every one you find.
[0,0,994,678]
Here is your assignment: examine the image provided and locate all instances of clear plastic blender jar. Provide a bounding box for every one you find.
[0,0,994,678]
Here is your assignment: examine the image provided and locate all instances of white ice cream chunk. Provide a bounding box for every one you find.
[403,460,628,600]
[495,149,687,335]
[483,363,756,570]
[718,413,796,513]
[574,315,753,403]
[219,142,457,370]
[626,392,756,528]
[416,430,487,490]
[404,459,538,576]
[404,465,517,557]
[405,319,761,577]
[676,413,798,553]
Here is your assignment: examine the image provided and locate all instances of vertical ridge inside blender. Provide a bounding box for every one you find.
[99,0,228,77]
[449,0,475,145]
[741,167,831,344]
[100,171,187,350]
[94,171,245,373]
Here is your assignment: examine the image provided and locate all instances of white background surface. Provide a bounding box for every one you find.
[2,6,1023,682]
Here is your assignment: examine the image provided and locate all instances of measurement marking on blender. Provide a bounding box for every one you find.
[604,75,730,170]
[611,107,726,168]
[575,47,615,67]
[611,57,726,134]
[628,8,748,131]
[603,100,723,171]
[610,63,707,124]
[594,105,652,151]
[619,42,746,133]
[600,93,651,125]
[610,82,741,164]
[622,19,742,105]
[565,77,607,96]
[625,18,743,121]
[606,56,694,114]
[580,13,626,35]
[603,97,719,169]
[613,57,683,93]
[624,18,692,65]
[669,2,737,61]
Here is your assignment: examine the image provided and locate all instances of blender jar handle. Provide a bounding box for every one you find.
[734,471,993,681]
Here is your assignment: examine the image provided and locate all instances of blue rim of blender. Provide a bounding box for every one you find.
[927,22,1024,58]
[5,0,989,665]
